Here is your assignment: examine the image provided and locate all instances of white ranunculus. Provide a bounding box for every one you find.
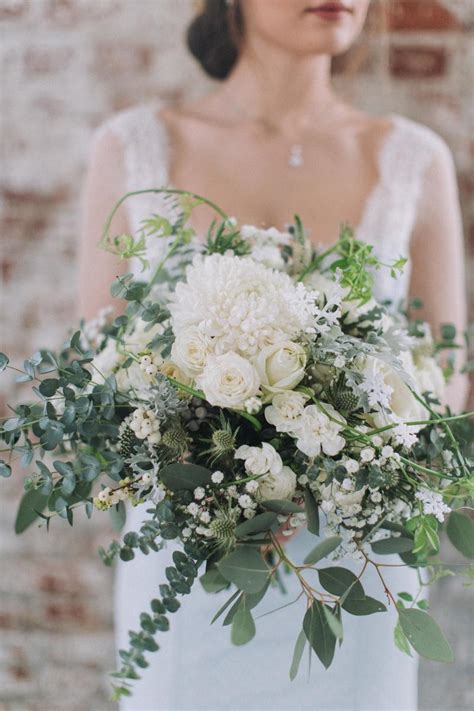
[197,352,260,409]
[256,465,297,501]
[235,442,283,477]
[256,341,307,398]
[264,391,308,434]
[359,354,426,429]
[171,326,210,378]
[414,355,445,404]
[293,403,346,458]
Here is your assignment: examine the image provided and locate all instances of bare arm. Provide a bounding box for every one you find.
[78,125,129,320]
[409,137,469,412]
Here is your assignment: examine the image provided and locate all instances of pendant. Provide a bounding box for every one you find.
[289,144,303,169]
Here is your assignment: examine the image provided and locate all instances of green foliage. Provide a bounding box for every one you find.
[15,488,49,533]
[303,601,337,669]
[262,499,304,514]
[303,536,342,565]
[398,609,453,663]
[289,629,307,681]
[446,511,474,559]
[371,537,414,555]
[217,546,269,594]
[231,597,256,646]
[235,511,278,538]
[159,463,212,491]
[304,487,320,535]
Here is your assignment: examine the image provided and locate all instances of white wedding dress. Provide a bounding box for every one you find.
[96,101,446,711]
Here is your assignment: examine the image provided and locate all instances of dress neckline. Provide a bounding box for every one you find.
[146,99,403,239]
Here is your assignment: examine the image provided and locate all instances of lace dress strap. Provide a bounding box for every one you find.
[357,114,446,305]
[96,101,181,277]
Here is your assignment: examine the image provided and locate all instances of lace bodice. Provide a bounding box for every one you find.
[97,100,446,307]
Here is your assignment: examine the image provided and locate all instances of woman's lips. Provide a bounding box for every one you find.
[304,2,352,21]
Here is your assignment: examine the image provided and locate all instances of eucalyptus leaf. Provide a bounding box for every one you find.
[342,595,387,616]
[160,463,212,491]
[303,536,342,565]
[231,600,256,646]
[0,352,9,372]
[289,629,306,681]
[235,511,277,538]
[262,499,304,514]
[109,501,126,531]
[318,567,365,601]
[371,537,414,555]
[446,511,474,559]
[394,620,412,656]
[200,566,229,594]
[303,601,337,669]
[217,546,269,594]
[0,461,12,478]
[304,487,320,535]
[322,605,344,640]
[398,609,453,662]
[15,488,49,533]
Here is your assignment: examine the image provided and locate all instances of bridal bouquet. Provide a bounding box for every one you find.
[1,190,472,699]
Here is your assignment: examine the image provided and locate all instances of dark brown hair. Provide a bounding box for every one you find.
[186,0,388,81]
[186,0,244,81]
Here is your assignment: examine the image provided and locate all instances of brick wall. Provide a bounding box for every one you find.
[0,1,472,708]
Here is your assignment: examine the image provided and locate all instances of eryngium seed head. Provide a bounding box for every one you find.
[209,515,236,545]
[119,425,136,457]
[212,428,235,453]
[161,424,188,455]
[382,469,400,488]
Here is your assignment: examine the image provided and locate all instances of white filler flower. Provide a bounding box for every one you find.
[169,253,317,359]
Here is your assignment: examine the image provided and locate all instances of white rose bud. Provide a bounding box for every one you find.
[256,341,307,399]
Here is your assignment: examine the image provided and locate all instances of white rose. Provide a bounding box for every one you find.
[235,442,283,476]
[256,341,307,399]
[360,354,425,429]
[171,326,210,378]
[264,391,308,434]
[293,403,346,458]
[256,465,297,502]
[197,352,260,409]
[414,355,445,404]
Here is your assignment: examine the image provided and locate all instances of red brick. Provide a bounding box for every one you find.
[0,0,30,20]
[389,45,447,78]
[389,0,460,31]
[23,46,74,74]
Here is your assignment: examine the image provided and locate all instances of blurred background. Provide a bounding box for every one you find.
[0,1,472,709]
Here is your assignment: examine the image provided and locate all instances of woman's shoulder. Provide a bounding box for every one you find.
[387,113,454,167]
[92,99,165,147]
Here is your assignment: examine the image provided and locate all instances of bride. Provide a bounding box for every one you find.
[79,1,467,709]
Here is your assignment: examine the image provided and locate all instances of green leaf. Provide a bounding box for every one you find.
[394,620,412,656]
[231,599,256,646]
[304,487,320,535]
[398,609,453,662]
[322,605,344,640]
[0,461,12,478]
[318,567,365,601]
[160,463,212,491]
[303,601,337,669]
[200,565,229,594]
[289,629,306,681]
[371,537,414,555]
[15,488,49,533]
[262,499,304,514]
[222,593,244,626]
[38,378,60,397]
[217,546,269,594]
[0,353,9,372]
[303,536,342,565]
[342,595,387,616]
[235,512,277,538]
[109,501,126,531]
[446,511,474,559]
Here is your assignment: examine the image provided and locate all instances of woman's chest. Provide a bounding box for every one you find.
[167,123,384,246]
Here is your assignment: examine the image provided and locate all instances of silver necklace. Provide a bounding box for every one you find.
[228,99,308,170]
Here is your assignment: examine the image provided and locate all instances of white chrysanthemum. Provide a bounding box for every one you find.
[169,253,317,358]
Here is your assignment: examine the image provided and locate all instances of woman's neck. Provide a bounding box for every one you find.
[213,39,343,135]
